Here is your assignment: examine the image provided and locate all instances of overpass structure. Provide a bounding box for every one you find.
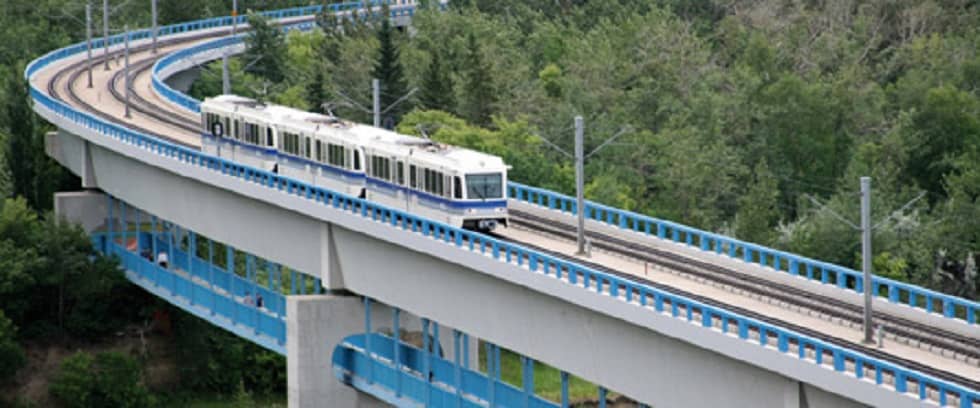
[25,2,979,407]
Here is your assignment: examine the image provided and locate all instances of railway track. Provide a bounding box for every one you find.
[36,14,979,401]
[491,218,980,395]
[109,56,201,136]
[507,209,980,362]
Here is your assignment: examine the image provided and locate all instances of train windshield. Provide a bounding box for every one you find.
[465,173,503,200]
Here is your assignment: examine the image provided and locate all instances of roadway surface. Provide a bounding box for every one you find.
[30,15,980,397]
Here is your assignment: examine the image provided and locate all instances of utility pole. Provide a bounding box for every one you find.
[373,78,381,128]
[86,2,94,88]
[232,0,239,35]
[860,177,873,344]
[222,53,231,95]
[804,177,926,347]
[223,0,238,95]
[102,0,110,70]
[575,115,586,255]
[151,0,158,54]
[124,25,131,118]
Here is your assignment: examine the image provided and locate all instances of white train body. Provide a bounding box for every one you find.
[200,95,508,230]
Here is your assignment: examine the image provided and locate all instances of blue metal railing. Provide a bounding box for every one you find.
[96,234,287,353]
[508,182,980,328]
[334,333,559,408]
[26,6,979,408]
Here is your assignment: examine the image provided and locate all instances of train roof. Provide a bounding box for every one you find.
[202,95,507,173]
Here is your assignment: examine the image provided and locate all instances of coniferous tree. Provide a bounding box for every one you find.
[419,50,455,112]
[460,32,495,127]
[243,12,286,84]
[734,159,780,246]
[371,10,411,126]
[306,70,328,114]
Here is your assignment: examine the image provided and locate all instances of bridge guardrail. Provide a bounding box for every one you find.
[508,182,979,328]
[26,6,979,407]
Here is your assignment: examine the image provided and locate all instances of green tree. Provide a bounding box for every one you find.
[307,70,329,114]
[538,63,563,99]
[50,351,155,408]
[902,86,980,199]
[371,9,411,125]
[460,32,495,126]
[419,50,455,112]
[0,310,25,383]
[734,159,780,245]
[243,11,286,83]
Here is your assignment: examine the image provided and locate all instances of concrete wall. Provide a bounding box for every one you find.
[42,108,906,408]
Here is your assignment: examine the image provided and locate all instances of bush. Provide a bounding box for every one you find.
[0,309,25,382]
[50,351,156,408]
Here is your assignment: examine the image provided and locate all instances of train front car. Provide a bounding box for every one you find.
[355,125,509,232]
[451,150,509,231]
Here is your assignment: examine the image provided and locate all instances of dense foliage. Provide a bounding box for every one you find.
[190,0,980,299]
[0,0,978,405]
[50,351,156,408]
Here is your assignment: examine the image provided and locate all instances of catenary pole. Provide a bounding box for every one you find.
[373,78,381,127]
[102,0,110,70]
[86,2,94,88]
[151,0,158,53]
[222,53,231,95]
[232,0,238,35]
[124,25,131,118]
[861,176,873,343]
[575,115,586,255]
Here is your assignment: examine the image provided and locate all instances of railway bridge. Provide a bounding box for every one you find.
[25,1,980,407]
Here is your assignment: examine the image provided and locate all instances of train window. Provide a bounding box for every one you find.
[397,162,404,185]
[466,173,504,199]
[224,118,231,138]
[305,138,312,158]
[266,128,274,147]
[315,140,323,162]
[454,177,462,199]
[328,144,344,167]
[409,165,417,188]
[242,122,261,145]
[354,151,361,170]
[281,132,301,156]
[370,156,391,180]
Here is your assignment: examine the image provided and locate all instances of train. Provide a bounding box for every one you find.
[200,95,509,231]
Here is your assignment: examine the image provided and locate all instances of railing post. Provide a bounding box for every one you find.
[120,200,127,248]
[522,355,534,407]
[560,371,569,408]
[209,238,216,315]
[188,231,196,305]
[453,330,462,408]
[486,342,496,406]
[393,307,401,398]
[364,297,372,384]
[598,386,607,408]
[168,223,176,294]
[107,195,115,249]
[422,318,431,406]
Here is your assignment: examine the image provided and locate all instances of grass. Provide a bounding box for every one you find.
[481,346,605,403]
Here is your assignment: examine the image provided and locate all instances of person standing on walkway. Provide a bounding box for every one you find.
[157,251,169,269]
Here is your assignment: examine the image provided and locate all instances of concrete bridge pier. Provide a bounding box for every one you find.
[287,294,480,408]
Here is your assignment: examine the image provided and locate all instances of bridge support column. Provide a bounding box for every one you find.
[286,295,402,408]
[54,190,107,233]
